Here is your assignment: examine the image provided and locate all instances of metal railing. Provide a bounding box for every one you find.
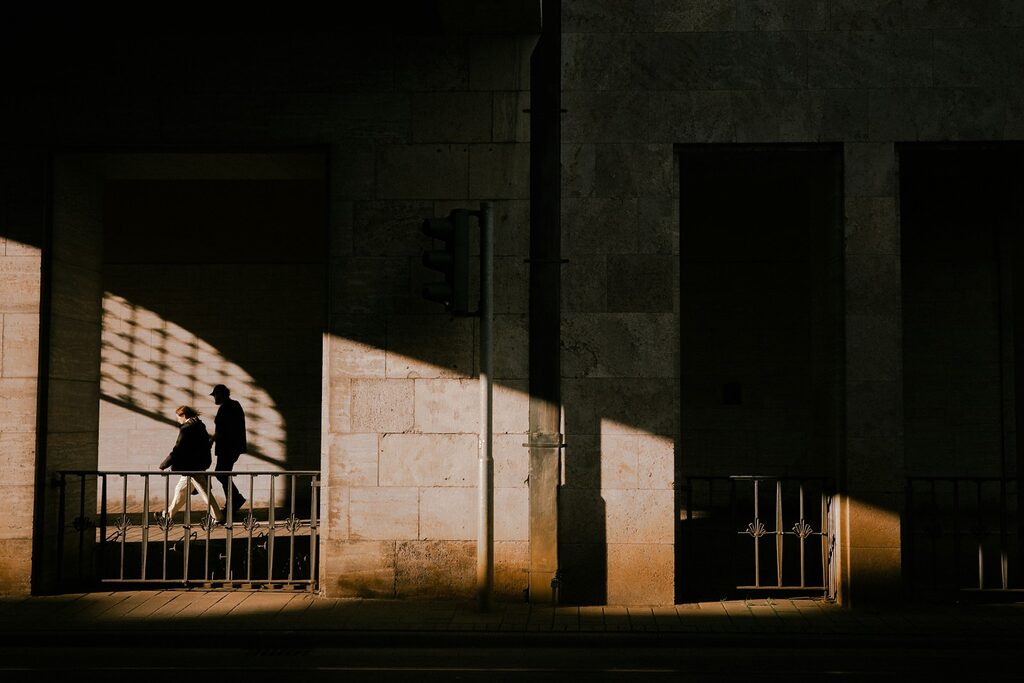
[680,475,836,601]
[55,470,320,591]
[905,476,1021,597]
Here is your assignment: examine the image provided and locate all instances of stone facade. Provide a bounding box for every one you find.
[1,2,1023,605]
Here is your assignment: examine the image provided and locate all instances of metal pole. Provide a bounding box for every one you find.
[478,201,494,611]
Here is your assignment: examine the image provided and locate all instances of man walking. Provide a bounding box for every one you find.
[210,384,247,518]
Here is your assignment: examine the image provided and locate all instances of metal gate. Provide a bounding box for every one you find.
[680,475,837,602]
[55,470,320,591]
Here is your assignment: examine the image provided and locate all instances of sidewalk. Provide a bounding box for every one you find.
[1,590,1022,646]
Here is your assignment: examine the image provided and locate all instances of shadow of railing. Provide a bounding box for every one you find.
[905,476,1023,600]
[55,470,320,592]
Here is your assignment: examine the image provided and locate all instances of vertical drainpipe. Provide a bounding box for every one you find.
[527,0,562,604]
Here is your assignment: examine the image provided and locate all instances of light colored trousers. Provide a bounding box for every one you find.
[166,474,223,521]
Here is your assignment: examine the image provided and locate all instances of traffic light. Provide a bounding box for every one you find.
[420,208,470,314]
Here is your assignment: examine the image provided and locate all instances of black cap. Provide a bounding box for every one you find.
[210,384,229,396]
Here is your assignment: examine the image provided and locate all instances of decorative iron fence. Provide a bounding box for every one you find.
[680,475,836,602]
[905,476,1021,598]
[55,470,320,591]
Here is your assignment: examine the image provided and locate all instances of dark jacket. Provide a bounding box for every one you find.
[159,417,213,471]
[213,398,247,458]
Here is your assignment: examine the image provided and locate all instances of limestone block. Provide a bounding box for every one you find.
[563,377,679,438]
[494,540,529,599]
[490,315,528,379]
[647,90,737,144]
[127,429,173,468]
[563,198,638,255]
[638,198,679,256]
[564,0,656,32]
[562,313,678,378]
[395,34,469,91]
[1,313,38,377]
[494,380,529,434]
[320,539,396,599]
[469,143,530,199]
[329,321,386,379]
[846,380,901,438]
[606,542,674,606]
[635,32,807,91]
[331,256,412,317]
[594,144,675,199]
[494,257,529,316]
[607,256,676,313]
[97,428,129,470]
[376,144,468,200]
[470,33,533,90]
[933,29,1008,87]
[329,199,354,258]
[563,32,638,91]
[412,92,492,143]
[328,379,352,433]
[492,91,530,143]
[349,486,418,540]
[494,433,528,488]
[49,315,100,382]
[847,314,900,382]
[845,254,901,316]
[395,539,474,598]
[600,435,639,490]
[0,257,41,314]
[562,434,600,490]
[331,143,377,202]
[809,32,925,89]
[843,545,902,605]
[327,433,378,487]
[561,91,652,144]
[845,143,895,197]
[419,486,475,540]
[352,200,434,257]
[638,434,675,490]
[491,199,530,257]
[650,0,736,32]
[350,379,414,433]
[562,143,596,198]
[561,254,608,313]
[0,378,37,431]
[49,262,101,323]
[386,315,474,379]
[414,379,477,433]
[0,486,35,540]
[0,431,34,486]
[379,433,476,487]
[0,539,32,596]
[604,488,674,544]
[323,485,350,540]
[45,432,98,472]
[846,438,903,494]
[735,0,828,31]
[495,486,528,541]
[845,197,898,255]
[828,0,907,30]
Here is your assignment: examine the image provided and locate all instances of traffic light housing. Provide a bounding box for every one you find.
[420,208,470,314]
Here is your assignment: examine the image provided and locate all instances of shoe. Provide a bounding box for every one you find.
[231,496,246,514]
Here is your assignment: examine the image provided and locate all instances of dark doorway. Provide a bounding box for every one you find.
[900,144,1024,597]
[677,146,843,602]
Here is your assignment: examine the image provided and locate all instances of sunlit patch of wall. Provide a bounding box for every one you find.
[99,293,288,510]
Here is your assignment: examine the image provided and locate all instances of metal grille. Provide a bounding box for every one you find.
[905,476,1021,597]
[680,475,836,601]
[55,470,319,591]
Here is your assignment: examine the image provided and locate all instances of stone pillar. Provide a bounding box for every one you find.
[0,151,46,595]
[841,142,903,605]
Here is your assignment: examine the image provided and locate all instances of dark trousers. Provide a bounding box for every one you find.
[215,453,245,511]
